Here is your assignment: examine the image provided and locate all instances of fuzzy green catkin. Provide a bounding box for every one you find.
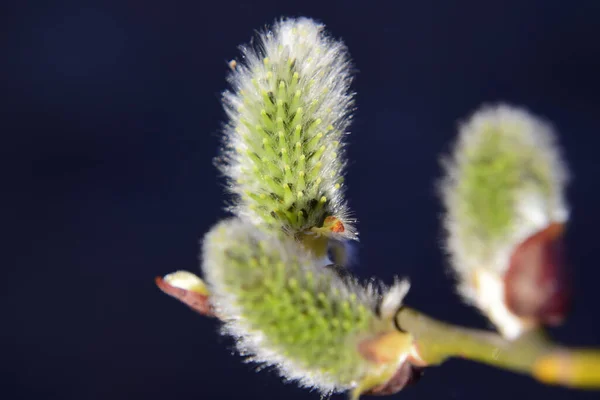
[201,218,409,394]
[440,104,568,337]
[218,18,356,239]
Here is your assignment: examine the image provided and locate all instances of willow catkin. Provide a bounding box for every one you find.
[218,17,357,240]
[201,217,410,395]
[440,104,569,338]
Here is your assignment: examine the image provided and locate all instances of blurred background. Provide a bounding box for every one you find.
[4,1,600,399]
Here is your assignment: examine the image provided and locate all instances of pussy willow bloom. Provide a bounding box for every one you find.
[201,217,412,397]
[218,17,356,240]
[440,104,569,339]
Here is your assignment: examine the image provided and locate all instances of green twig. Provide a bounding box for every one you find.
[396,307,600,389]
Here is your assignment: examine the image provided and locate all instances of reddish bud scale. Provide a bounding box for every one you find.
[155,276,215,317]
[504,223,570,325]
[356,333,423,396]
[324,216,345,233]
[361,361,423,396]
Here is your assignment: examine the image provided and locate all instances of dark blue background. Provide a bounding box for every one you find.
[4,1,600,399]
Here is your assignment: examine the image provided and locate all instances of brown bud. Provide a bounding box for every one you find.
[504,223,570,325]
[155,276,215,317]
[323,216,345,233]
[361,361,424,396]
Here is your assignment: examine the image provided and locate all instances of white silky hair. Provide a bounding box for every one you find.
[201,218,410,394]
[442,104,569,278]
[440,104,569,338]
[218,17,357,238]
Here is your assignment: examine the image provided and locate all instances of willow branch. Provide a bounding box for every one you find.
[397,307,600,389]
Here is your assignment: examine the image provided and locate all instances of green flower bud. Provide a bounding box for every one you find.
[218,18,356,240]
[440,104,569,338]
[201,218,411,396]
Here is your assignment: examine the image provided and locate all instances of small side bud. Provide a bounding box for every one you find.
[155,271,215,317]
[504,222,570,325]
[360,361,424,397]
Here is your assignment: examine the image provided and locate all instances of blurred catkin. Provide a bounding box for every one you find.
[440,104,569,338]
